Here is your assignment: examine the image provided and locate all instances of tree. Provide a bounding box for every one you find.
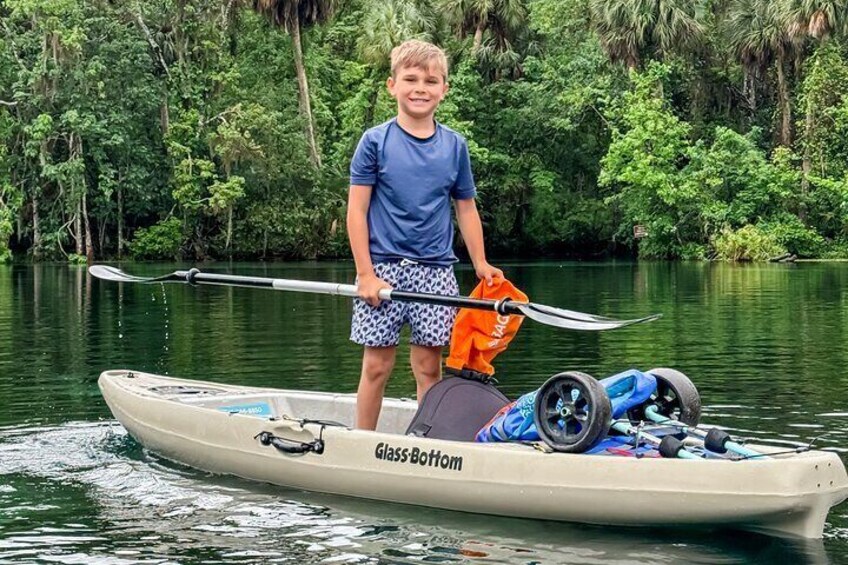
[438,0,526,54]
[253,0,336,169]
[0,111,20,263]
[782,0,848,214]
[207,103,269,253]
[357,0,435,126]
[359,0,434,65]
[600,64,702,258]
[723,0,795,145]
[785,0,848,40]
[588,0,704,71]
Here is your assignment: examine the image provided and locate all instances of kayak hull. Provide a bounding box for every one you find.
[99,369,848,539]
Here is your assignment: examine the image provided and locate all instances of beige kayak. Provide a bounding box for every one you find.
[99,369,848,539]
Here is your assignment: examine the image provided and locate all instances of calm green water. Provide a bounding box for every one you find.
[2,261,848,563]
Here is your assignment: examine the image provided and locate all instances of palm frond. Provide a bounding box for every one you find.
[357,0,435,67]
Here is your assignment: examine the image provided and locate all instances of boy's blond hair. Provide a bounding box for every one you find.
[390,40,449,81]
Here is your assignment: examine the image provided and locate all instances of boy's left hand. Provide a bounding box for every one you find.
[475,262,504,287]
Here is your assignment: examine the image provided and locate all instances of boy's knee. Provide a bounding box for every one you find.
[413,363,440,383]
[410,348,442,382]
[362,352,395,384]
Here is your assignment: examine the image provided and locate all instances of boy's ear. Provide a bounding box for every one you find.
[386,76,396,97]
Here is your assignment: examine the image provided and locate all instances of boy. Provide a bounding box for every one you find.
[347,39,502,430]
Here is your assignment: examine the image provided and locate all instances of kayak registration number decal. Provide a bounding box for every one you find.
[374,442,463,472]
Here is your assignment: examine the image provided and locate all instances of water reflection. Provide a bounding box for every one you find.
[2,262,848,561]
[0,423,833,564]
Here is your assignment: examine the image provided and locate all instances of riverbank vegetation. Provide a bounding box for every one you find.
[2,0,848,262]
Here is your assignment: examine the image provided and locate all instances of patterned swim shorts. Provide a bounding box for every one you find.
[351,261,459,348]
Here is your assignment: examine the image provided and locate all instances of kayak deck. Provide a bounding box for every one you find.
[99,369,848,539]
[133,372,415,434]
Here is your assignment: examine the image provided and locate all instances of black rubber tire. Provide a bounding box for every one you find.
[533,371,612,453]
[704,428,730,453]
[629,367,701,426]
[659,435,685,458]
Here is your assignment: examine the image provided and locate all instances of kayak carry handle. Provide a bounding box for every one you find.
[255,431,324,455]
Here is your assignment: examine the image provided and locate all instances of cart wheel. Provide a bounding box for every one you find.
[533,371,611,453]
[628,367,701,426]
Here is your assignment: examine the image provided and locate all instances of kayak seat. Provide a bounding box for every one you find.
[405,375,510,441]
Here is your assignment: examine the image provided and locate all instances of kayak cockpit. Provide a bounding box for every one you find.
[117,371,419,435]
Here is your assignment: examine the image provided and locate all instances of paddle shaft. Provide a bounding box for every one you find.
[176,270,519,315]
[89,265,661,330]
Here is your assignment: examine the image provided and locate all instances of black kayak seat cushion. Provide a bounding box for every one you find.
[405,376,510,441]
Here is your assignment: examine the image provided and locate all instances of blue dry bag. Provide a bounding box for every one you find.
[475,369,657,444]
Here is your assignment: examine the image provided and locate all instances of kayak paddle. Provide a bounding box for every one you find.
[88,266,661,331]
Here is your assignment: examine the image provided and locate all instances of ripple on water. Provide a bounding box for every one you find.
[0,421,845,564]
[4,262,848,562]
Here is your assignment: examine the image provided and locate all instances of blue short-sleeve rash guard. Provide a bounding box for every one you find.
[349,118,476,266]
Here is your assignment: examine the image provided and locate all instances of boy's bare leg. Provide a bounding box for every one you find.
[356,346,397,430]
[410,344,443,401]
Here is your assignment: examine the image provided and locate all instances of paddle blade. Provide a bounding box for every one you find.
[88,265,183,284]
[514,302,662,331]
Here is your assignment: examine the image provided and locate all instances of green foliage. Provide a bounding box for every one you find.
[172,157,217,212]
[711,225,785,262]
[600,63,702,258]
[67,253,87,265]
[129,217,185,260]
[599,62,825,261]
[208,176,246,214]
[820,238,848,259]
[3,0,848,263]
[0,113,18,263]
[688,130,797,236]
[798,43,848,179]
[589,0,704,70]
[760,215,825,257]
[806,173,848,239]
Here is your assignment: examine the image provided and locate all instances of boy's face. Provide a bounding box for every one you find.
[387,63,448,121]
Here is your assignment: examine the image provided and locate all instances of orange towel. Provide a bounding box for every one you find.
[446,278,528,376]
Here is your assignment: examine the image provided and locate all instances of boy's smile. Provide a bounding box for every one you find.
[387,65,449,123]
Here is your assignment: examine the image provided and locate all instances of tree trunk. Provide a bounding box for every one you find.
[226,205,233,254]
[32,190,41,261]
[70,198,85,256]
[364,83,379,129]
[800,104,814,222]
[776,56,792,146]
[473,22,485,52]
[75,199,83,256]
[134,8,170,78]
[117,183,124,259]
[98,216,107,254]
[160,98,170,135]
[627,54,639,73]
[176,0,186,65]
[83,190,94,263]
[33,137,51,261]
[290,14,321,169]
[743,72,755,112]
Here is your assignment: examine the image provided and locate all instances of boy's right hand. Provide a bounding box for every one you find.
[357,272,392,307]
